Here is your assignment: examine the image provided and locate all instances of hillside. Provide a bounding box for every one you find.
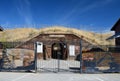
[0,26,115,45]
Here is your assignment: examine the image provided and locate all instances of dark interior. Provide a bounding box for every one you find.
[52,43,63,59]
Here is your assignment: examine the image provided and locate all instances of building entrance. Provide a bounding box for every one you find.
[52,43,63,59]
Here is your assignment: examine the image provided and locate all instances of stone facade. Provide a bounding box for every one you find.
[17,33,93,60]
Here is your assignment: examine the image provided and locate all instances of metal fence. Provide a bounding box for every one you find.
[0,42,35,72]
[81,45,120,73]
[0,42,120,73]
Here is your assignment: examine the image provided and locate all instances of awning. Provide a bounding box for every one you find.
[106,32,120,40]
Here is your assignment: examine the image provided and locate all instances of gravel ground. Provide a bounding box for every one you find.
[0,72,120,81]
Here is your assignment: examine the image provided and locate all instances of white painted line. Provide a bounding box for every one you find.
[11,73,31,81]
[95,77,104,81]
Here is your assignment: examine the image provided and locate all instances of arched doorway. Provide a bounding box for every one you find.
[52,43,64,59]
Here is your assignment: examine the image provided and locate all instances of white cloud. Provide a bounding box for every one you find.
[15,0,33,25]
[58,0,113,23]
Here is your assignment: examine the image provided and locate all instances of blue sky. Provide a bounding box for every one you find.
[0,0,120,32]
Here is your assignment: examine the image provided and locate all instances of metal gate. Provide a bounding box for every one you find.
[35,41,81,73]
[37,56,80,73]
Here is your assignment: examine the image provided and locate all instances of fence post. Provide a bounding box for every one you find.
[57,51,60,72]
[34,42,37,73]
[80,39,82,73]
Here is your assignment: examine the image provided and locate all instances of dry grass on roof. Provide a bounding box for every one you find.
[0,26,114,45]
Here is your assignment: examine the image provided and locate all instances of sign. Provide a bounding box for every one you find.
[36,42,43,53]
[69,45,75,56]
[49,35,65,37]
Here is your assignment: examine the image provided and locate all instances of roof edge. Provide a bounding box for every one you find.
[0,26,4,31]
[111,18,120,31]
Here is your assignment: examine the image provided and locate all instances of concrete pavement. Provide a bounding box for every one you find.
[0,72,120,81]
